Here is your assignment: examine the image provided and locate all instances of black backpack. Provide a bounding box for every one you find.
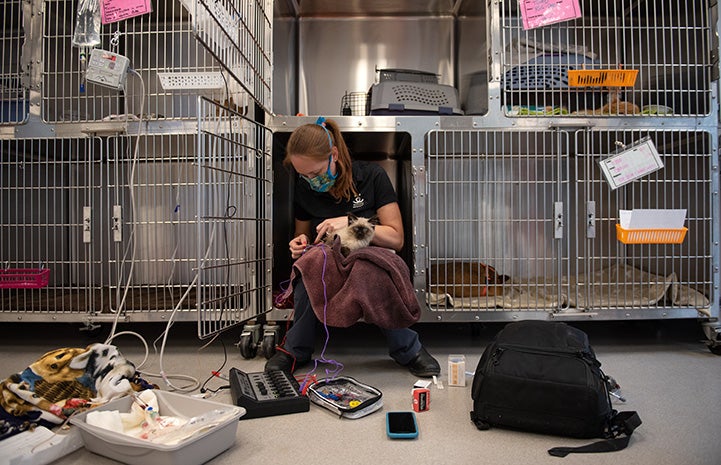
[470,320,641,457]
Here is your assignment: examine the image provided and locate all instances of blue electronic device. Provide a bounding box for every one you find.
[386,411,419,439]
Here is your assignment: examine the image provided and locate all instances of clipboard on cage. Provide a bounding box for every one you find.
[598,136,663,191]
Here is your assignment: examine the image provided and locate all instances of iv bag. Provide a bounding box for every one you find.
[72,0,102,47]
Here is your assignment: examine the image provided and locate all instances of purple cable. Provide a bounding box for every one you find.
[299,243,344,391]
[274,278,292,307]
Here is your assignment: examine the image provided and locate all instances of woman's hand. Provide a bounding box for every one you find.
[289,234,309,259]
[313,216,349,244]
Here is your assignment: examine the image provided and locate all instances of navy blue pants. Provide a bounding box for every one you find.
[282,277,422,365]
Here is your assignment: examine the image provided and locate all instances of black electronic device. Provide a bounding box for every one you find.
[386,411,419,439]
[228,367,310,419]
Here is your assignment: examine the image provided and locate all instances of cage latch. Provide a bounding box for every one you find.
[554,202,564,239]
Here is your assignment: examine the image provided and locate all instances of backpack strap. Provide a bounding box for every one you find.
[548,412,641,457]
[547,411,642,457]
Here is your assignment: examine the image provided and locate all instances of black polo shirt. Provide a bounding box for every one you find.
[294,161,397,239]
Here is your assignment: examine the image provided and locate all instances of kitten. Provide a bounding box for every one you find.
[324,213,379,256]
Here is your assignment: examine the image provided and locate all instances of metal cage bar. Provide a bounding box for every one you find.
[423,127,715,320]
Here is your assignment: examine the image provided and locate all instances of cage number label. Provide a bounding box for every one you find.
[101,0,153,24]
[599,138,664,190]
[519,0,582,30]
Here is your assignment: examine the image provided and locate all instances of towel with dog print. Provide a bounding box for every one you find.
[284,240,421,329]
[0,343,137,441]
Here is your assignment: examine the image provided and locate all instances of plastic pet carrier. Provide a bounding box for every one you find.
[368,68,463,116]
[377,68,439,83]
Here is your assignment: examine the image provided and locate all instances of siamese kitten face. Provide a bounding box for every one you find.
[324,213,379,255]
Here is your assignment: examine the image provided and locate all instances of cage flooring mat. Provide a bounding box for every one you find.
[427,263,711,315]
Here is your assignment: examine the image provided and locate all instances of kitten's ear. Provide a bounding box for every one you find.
[347,212,358,224]
[369,215,380,225]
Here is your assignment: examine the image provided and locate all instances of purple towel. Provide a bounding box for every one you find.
[284,240,421,329]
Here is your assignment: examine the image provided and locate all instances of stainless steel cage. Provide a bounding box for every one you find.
[425,128,715,321]
[100,108,272,337]
[1,137,105,319]
[499,0,717,117]
[40,0,263,123]
[426,129,569,314]
[1,1,28,125]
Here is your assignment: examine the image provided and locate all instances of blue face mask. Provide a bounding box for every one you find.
[300,153,337,192]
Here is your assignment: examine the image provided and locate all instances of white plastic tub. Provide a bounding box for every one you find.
[70,391,245,465]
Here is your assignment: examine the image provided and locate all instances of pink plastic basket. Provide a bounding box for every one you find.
[0,268,51,289]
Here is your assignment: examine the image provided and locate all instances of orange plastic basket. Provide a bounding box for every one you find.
[568,69,638,87]
[616,224,687,244]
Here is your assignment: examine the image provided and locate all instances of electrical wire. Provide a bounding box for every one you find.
[107,66,145,332]
[199,335,229,394]
[99,66,201,393]
[101,60,247,394]
[298,244,344,391]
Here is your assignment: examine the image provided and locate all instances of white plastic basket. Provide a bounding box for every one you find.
[157,72,226,90]
[70,391,245,465]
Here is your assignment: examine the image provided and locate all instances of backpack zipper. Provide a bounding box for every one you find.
[490,343,607,397]
[494,343,598,365]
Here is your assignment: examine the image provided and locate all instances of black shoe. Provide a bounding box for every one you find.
[405,347,441,378]
[264,351,308,373]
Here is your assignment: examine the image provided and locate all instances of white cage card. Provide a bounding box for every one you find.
[599,137,664,190]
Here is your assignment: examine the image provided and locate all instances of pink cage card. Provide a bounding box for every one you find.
[519,0,582,30]
[101,0,153,24]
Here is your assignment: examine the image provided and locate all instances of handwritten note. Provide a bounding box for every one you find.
[519,0,582,30]
[599,138,664,190]
[620,209,686,229]
[101,0,153,24]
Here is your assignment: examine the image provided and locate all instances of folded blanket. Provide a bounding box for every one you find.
[0,343,137,441]
[285,240,421,329]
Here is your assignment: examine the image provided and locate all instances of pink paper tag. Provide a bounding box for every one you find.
[519,0,582,30]
[101,0,153,24]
